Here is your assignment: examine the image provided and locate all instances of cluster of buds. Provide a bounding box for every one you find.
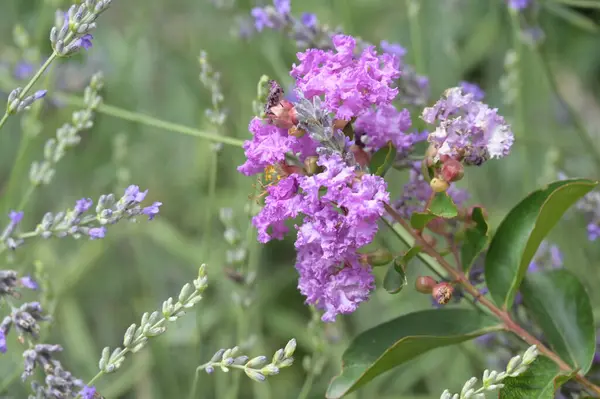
[425,145,465,193]
[415,276,455,305]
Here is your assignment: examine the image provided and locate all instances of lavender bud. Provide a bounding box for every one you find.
[246,356,267,368]
[271,349,284,365]
[205,366,214,374]
[244,369,266,382]
[261,364,279,376]
[178,283,192,303]
[123,324,136,347]
[277,357,294,368]
[233,356,249,365]
[210,349,226,362]
[98,347,110,370]
[284,338,296,358]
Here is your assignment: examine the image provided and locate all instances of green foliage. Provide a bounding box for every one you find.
[369,141,396,177]
[460,207,489,272]
[499,357,566,399]
[522,269,596,373]
[326,309,500,398]
[485,179,597,309]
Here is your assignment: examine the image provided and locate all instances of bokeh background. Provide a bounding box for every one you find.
[1,0,600,398]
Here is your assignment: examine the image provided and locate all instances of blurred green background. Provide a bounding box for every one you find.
[1,0,600,398]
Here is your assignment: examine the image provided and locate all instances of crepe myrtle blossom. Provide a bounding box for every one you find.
[422,87,514,166]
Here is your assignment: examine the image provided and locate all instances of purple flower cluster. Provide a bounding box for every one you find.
[353,104,419,152]
[422,87,514,165]
[252,155,388,321]
[291,35,400,121]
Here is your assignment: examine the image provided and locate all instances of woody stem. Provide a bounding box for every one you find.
[384,203,600,396]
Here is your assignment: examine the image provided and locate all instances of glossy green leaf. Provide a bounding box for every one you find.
[484,179,597,309]
[325,309,500,398]
[522,269,596,373]
[428,193,458,219]
[544,2,599,32]
[370,142,396,177]
[383,263,406,294]
[410,212,437,230]
[461,207,489,272]
[499,357,567,399]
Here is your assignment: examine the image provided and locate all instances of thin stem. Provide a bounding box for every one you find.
[0,53,57,132]
[53,92,245,147]
[383,204,600,396]
[296,373,315,399]
[535,46,600,169]
[406,0,425,74]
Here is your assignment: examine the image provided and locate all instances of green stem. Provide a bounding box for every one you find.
[406,0,425,74]
[0,53,57,132]
[53,92,245,147]
[535,46,600,169]
[296,373,315,399]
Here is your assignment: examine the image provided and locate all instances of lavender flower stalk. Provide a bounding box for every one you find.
[85,265,207,390]
[0,0,112,132]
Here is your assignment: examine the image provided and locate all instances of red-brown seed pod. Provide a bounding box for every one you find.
[267,99,298,129]
[333,119,349,130]
[432,282,454,305]
[430,177,450,193]
[350,144,371,168]
[415,276,437,294]
[441,158,464,182]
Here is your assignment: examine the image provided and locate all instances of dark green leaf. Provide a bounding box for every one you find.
[428,193,458,219]
[522,269,596,373]
[484,179,597,309]
[410,212,437,230]
[544,2,599,32]
[370,142,397,177]
[499,357,567,399]
[325,309,500,398]
[551,0,600,9]
[383,263,406,294]
[461,207,489,272]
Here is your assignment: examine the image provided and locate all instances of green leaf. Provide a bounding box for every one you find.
[325,309,500,398]
[499,357,567,399]
[428,193,458,218]
[484,179,597,309]
[370,142,397,177]
[460,207,489,272]
[410,212,437,230]
[522,269,596,373]
[395,246,422,272]
[551,0,600,9]
[383,263,407,294]
[544,2,599,32]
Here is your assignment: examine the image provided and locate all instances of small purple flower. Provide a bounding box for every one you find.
[33,90,47,100]
[9,211,24,227]
[0,330,6,353]
[251,7,272,31]
[88,227,106,240]
[274,0,290,15]
[75,198,93,214]
[588,223,600,241]
[20,276,38,290]
[460,81,485,101]
[75,34,93,51]
[123,185,148,203]
[507,0,530,10]
[301,13,317,29]
[79,385,96,399]
[142,202,162,220]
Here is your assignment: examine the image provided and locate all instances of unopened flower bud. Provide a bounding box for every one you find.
[350,144,370,168]
[430,177,449,193]
[441,158,464,182]
[267,99,297,129]
[415,276,437,294]
[425,144,438,166]
[333,119,349,130]
[288,125,306,137]
[432,282,454,305]
[303,156,320,175]
[365,248,393,267]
